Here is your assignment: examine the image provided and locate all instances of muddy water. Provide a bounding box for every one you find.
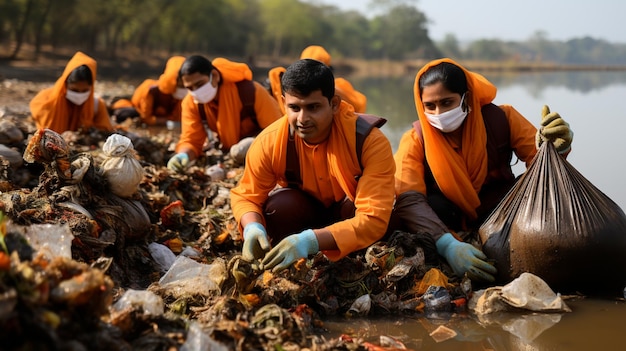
[322,297,626,350]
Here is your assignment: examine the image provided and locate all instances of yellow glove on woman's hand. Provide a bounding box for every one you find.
[536,105,573,154]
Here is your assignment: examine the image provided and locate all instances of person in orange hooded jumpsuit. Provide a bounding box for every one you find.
[30,51,113,134]
[167,55,282,172]
[110,56,187,126]
[230,59,395,273]
[267,45,367,114]
[389,58,573,282]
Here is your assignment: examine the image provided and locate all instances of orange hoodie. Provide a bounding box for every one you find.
[30,51,112,133]
[394,58,537,220]
[130,56,186,125]
[176,58,282,153]
[335,78,367,113]
[230,101,395,261]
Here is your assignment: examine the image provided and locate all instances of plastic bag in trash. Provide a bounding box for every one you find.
[479,142,626,294]
[111,289,164,316]
[158,256,226,298]
[20,223,74,261]
[149,242,176,274]
[468,272,571,315]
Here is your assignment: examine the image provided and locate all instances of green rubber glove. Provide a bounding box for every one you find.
[536,105,573,154]
[241,222,270,262]
[436,233,497,282]
[167,152,189,172]
[261,229,319,272]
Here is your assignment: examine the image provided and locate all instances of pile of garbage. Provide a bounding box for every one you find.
[0,109,573,350]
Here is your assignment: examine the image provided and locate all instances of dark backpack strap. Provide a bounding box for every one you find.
[481,103,514,181]
[146,84,160,115]
[284,127,302,189]
[355,113,387,169]
[197,103,207,121]
[235,80,258,128]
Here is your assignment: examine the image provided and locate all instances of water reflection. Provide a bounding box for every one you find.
[324,298,626,350]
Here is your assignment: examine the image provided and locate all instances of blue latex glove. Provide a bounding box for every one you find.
[241,222,270,262]
[167,152,189,172]
[261,229,319,272]
[536,105,573,154]
[436,233,497,282]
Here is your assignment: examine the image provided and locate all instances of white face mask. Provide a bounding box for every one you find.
[425,94,468,132]
[66,89,91,105]
[189,75,217,104]
[173,87,188,100]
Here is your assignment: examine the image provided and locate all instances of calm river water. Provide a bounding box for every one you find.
[321,70,626,350]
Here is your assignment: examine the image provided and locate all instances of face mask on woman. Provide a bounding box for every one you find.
[66,89,91,105]
[190,75,218,104]
[173,87,188,100]
[425,93,468,133]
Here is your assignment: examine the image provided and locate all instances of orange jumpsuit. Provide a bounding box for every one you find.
[30,51,112,133]
[176,58,282,154]
[230,102,396,261]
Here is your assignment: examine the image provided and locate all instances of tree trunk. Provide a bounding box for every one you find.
[34,0,53,58]
[9,0,35,60]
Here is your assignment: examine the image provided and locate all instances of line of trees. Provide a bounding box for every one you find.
[2,0,626,65]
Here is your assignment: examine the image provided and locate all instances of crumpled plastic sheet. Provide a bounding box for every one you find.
[468,272,571,343]
[158,256,226,298]
[469,272,571,315]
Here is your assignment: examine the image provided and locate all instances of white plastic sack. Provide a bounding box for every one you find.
[100,134,144,198]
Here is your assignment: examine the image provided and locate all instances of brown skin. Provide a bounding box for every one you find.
[421,81,469,146]
[66,81,92,93]
[177,69,221,160]
[240,89,342,252]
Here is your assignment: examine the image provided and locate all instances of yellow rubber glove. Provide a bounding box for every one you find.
[536,105,573,154]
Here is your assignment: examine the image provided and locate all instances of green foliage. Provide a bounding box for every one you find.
[1,0,625,65]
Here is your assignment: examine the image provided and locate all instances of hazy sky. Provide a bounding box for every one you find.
[322,0,624,43]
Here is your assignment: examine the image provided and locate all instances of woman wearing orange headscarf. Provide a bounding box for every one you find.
[30,51,113,134]
[111,56,187,125]
[390,58,573,282]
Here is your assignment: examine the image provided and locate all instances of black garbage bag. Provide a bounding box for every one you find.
[479,142,626,295]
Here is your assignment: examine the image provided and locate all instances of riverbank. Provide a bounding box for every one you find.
[3,46,626,83]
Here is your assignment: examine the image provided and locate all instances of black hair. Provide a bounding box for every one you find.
[281,59,334,101]
[180,55,214,76]
[67,65,93,84]
[418,62,468,96]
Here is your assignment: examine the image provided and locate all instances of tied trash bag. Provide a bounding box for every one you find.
[479,142,626,295]
[100,134,144,198]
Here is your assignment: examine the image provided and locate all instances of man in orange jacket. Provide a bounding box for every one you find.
[230,59,395,272]
[167,55,282,171]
